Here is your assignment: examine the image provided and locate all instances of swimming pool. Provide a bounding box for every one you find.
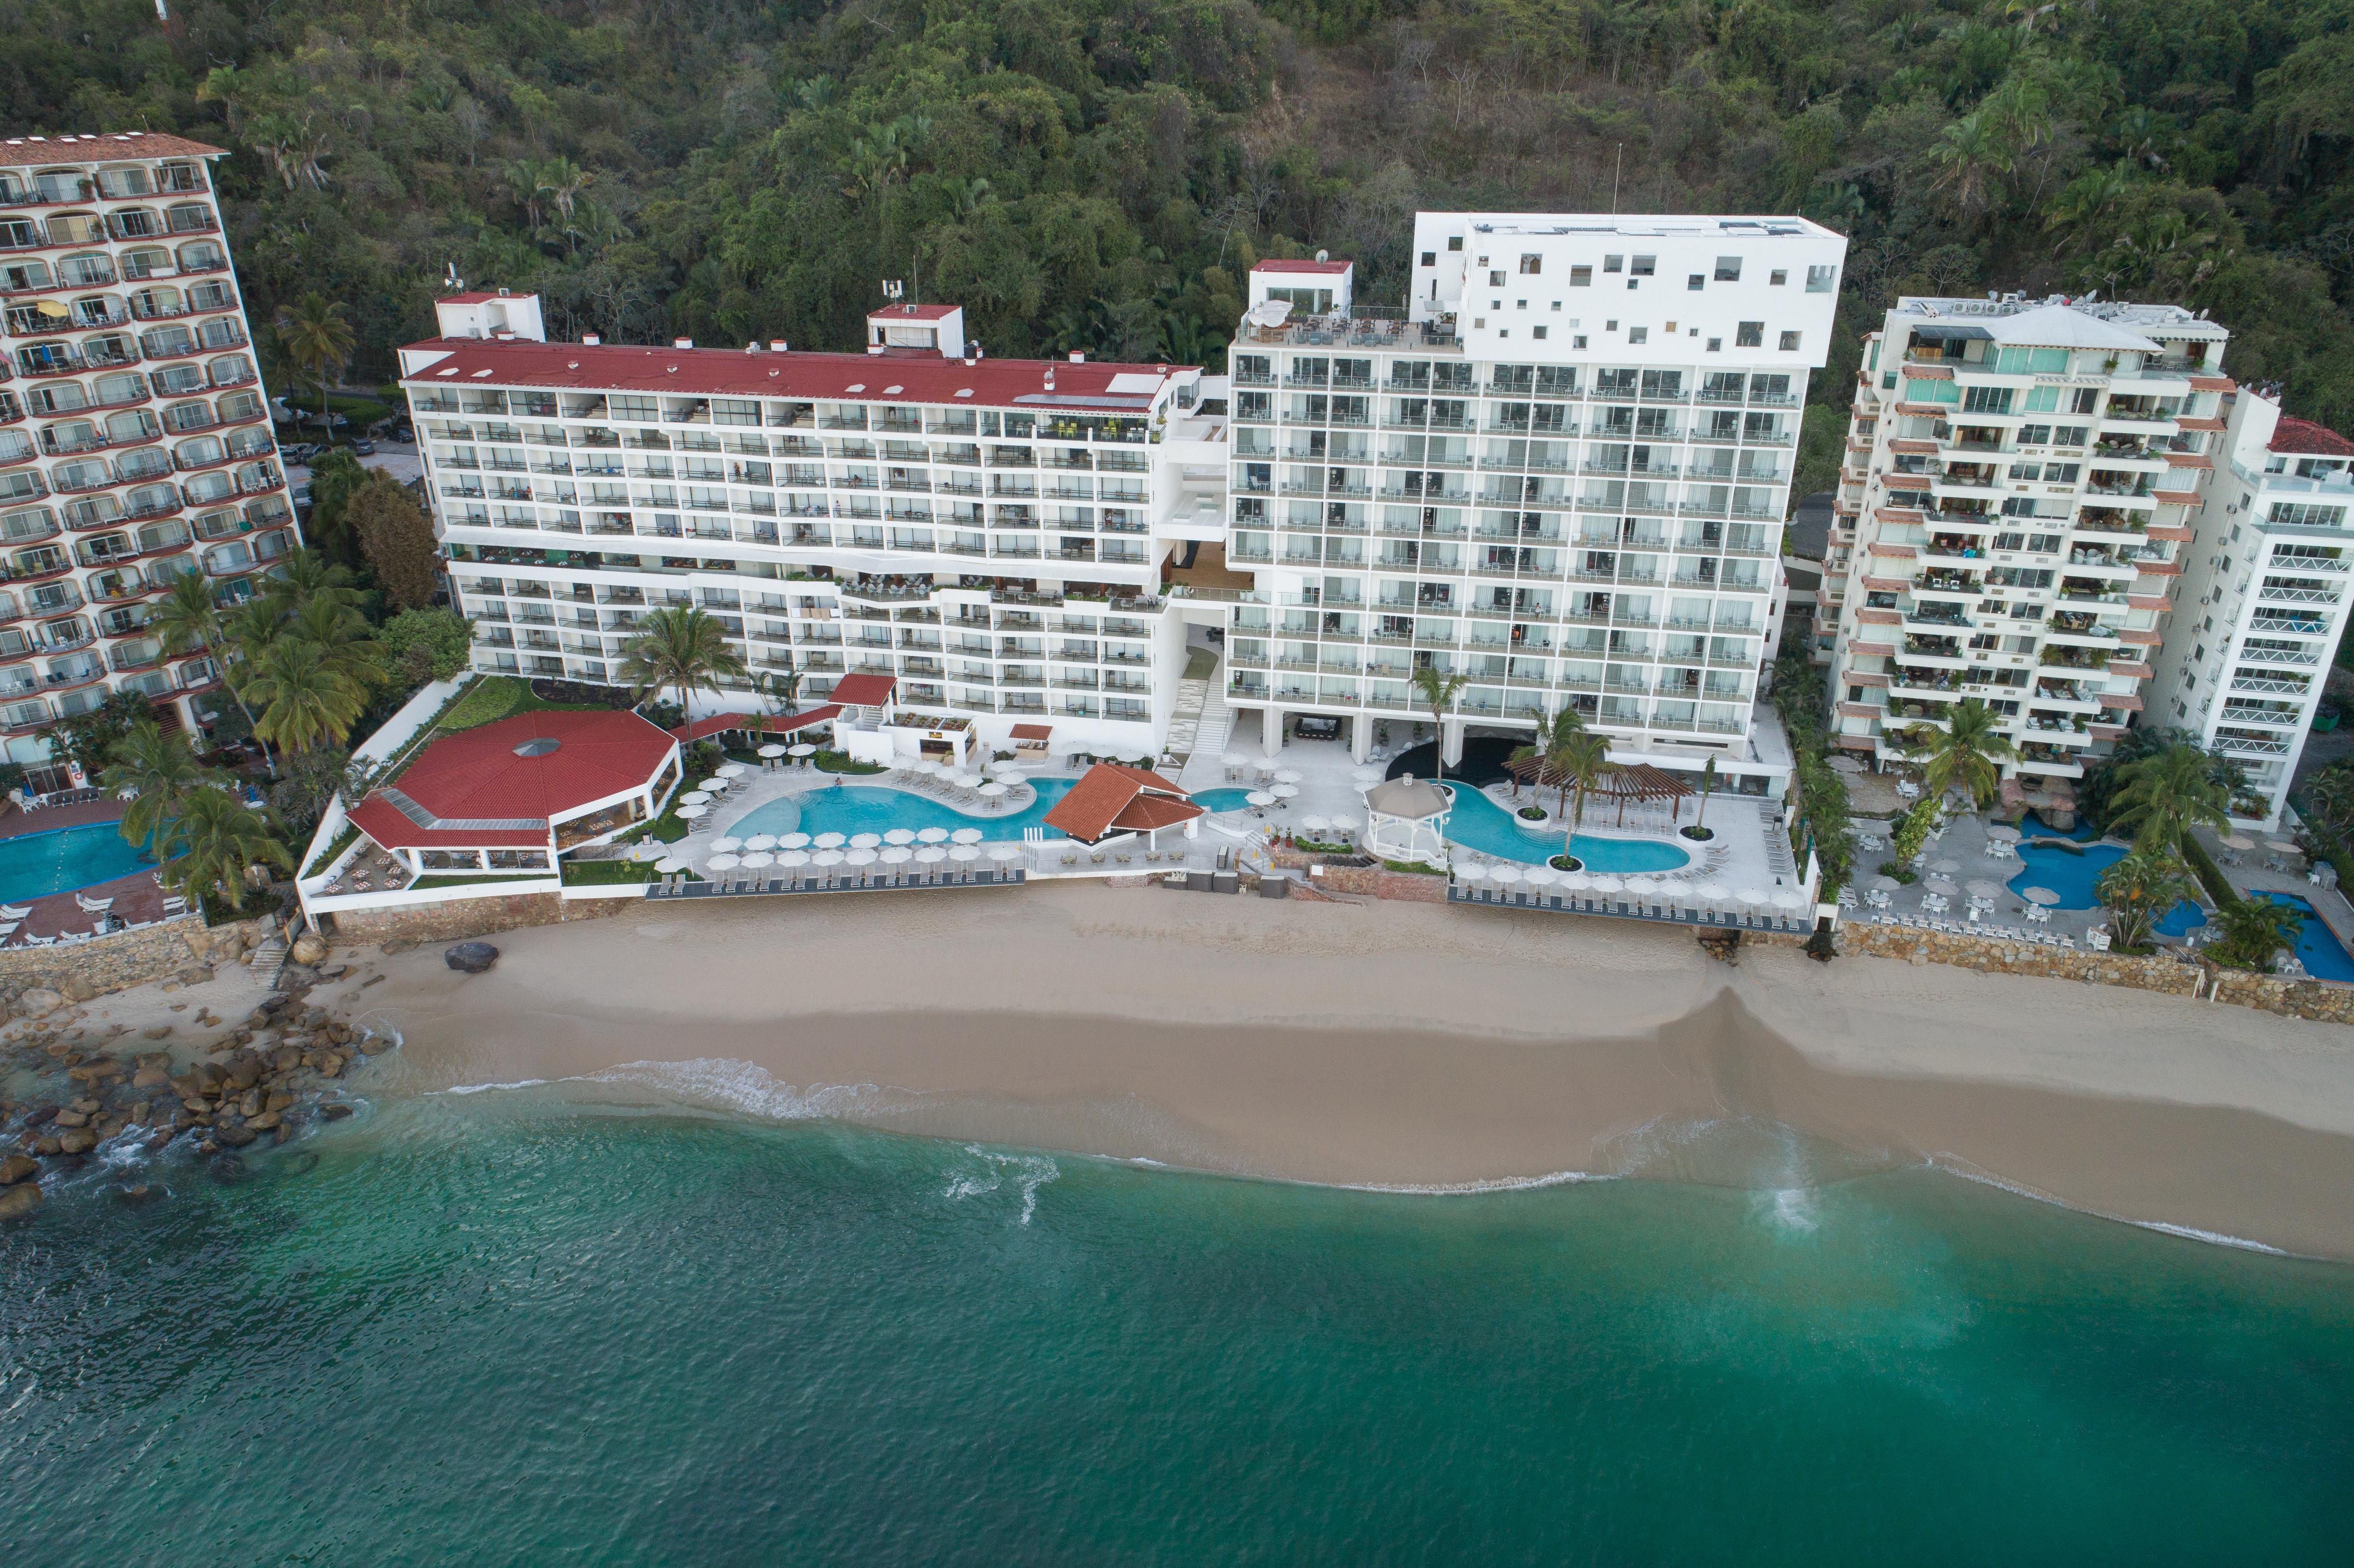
[2253,892,2354,982]
[1190,788,1259,814]
[1440,785,1692,872]
[0,820,154,903]
[727,780,1084,844]
[2008,837,2206,937]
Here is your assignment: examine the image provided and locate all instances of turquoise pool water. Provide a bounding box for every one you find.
[2254,892,2354,982]
[2008,836,2206,937]
[1190,788,1258,813]
[0,820,151,902]
[728,780,1084,843]
[1441,784,1692,872]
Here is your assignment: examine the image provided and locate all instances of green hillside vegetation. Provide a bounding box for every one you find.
[9,0,2353,491]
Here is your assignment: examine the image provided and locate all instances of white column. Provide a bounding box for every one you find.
[1442,716,1464,768]
[1263,704,1284,758]
[1350,716,1372,764]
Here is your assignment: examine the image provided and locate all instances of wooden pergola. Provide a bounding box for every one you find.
[1506,757,1695,826]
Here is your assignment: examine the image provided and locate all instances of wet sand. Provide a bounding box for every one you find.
[333,881,2354,1259]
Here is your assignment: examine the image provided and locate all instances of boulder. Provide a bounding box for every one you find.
[58,976,97,1004]
[321,1103,355,1122]
[0,1183,40,1221]
[51,1109,88,1128]
[17,989,64,1019]
[245,1110,283,1132]
[55,1127,96,1154]
[214,1121,257,1148]
[356,1032,394,1056]
[132,1065,173,1089]
[444,942,499,975]
[0,1153,35,1185]
[141,1024,173,1041]
[290,933,329,966]
[175,965,214,986]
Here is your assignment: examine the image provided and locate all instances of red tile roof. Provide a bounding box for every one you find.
[1252,259,1352,275]
[828,673,896,708]
[2271,415,2354,459]
[401,337,1190,409]
[1009,723,1053,740]
[1042,764,1201,843]
[0,131,225,167]
[670,706,840,743]
[349,709,676,850]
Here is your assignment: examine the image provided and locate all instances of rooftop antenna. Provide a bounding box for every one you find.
[911,250,919,309]
[1611,145,1624,215]
[881,278,904,304]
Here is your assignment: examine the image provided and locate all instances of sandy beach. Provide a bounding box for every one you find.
[314,882,2354,1258]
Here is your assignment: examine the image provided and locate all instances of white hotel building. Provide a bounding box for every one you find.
[2147,388,2354,828]
[1820,295,2233,795]
[0,132,293,784]
[400,292,1221,756]
[1224,215,1846,784]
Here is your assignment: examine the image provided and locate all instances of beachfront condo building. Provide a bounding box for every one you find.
[1818,294,2233,803]
[397,293,1222,755]
[2146,388,2354,828]
[0,132,295,786]
[1220,213,1846,789]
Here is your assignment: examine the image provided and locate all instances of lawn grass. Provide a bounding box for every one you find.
[561,859,660,885]
[438,675,611,733]
[409,872,551,890]
[814,749,886,775]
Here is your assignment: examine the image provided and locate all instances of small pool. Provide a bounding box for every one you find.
[1190,788,1259,814]
[2252,893,2354,982]
[727,780,1084,844]
[2008,838,2206,937]
[0,820,153,903]
[1440,785,1692,872]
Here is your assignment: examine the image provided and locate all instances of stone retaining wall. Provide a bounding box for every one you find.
[1270,848,1450,904]
[319,890,631,946]
[0,914,275,1006]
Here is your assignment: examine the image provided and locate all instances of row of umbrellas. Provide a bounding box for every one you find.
[1459,865,1808,909]
[1867,870,2062,905]
[694,843,1021,871]
[708,827,986,852]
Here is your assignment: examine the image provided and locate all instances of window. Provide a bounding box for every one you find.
[1631,256,1655,276]
[2009,463,2043,482]
[1606,320,1619,332]
[1779,331,1802,352]
[1688,275,1705,291]
[1630,327,1649,344]
[1420,250,1435,267]
[1961,385,2013,414]
[1519,254,1542,275]
[1714,257,1742,282]
[1574,336,1589,349]
[1533,326,1549,341]
[2271,502,2350,527]
[1706,337,1722,352]
[1489,270,1506,287]
[1516,300,1526,311]
[2052,425,2089,446]
[2045,463,2079,484]
[1446,235,1462,252]
[1550,301,1562,311]
[1570,265,1592,287]
[1806,265,1835,292]
[2023,385,2061,413]
[1769,270,1788,286]
[1604,255,1624,273]
[1736,322,1764,348]
[2071,387,2099,414]
[2016,424,2052,445]
[2028,533,2063,553]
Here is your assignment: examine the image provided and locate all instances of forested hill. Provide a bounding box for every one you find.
[6,0,2354,475]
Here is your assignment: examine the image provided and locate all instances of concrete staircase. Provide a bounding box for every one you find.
[1164,658,1229,768]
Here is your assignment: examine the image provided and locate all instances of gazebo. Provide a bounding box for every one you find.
[1363,776,1451,863]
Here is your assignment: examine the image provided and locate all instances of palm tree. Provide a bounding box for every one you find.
[2206,898,2303,972]
[242,636,368,755]
[275,293,356,442]
[1904,698,2017,808]
[263,546,362,616]
[617,605,748,719]
[1408,663,1470,785]
[158,786,291,914]
[1506,706,1585,813]
[1556,732,1615,862]
[285,591,383,694]
[1693,754,1719,832]
[540,156,595,234]
[2108,743,2232,854]
[754,662,804,719]
[506,159,552,230]
[2095,847,2198,952]
[100,720,220,852]
[149,571,270,770]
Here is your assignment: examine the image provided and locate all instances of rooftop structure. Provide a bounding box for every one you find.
[1818,293,2232,809]
[1041,762,1202,844]
[0,130,296,788]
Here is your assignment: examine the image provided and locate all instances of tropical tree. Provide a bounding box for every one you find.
[1556,732,1615,859]
[263,546,363,616]
[617,605,749,718]
[1507,705,1586,814]
[506,159,552,230]
[753,662,805,719]
[242,636,369,755]
[2205,898,2303,972]
[275,293,356,440]
[158,786,292,914]
[2107,742,2233,854]
[100,720,220,852]
[149,571,270,769]
[285,591,384,694]
[1903,699,2017,808]
[1408,663,1469,785]
[1693,754,1719,832]
[2095,848,2199,952]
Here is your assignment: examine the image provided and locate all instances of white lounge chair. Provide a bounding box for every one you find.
[0,902,30,920]
[74,893,114,913]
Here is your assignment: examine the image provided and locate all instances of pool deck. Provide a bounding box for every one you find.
[0,800,181,945]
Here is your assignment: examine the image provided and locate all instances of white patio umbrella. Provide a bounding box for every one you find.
[2219,832,2255,850]
[1985,824,2021,843]
[1269,783,1299,799]
[1352,765,1384,784]
[716,763,747,778]
[1770,889,1807,911]
[848,833,883,849]
[810,831,846,848]
[707,852,742,871]
[916,827,950,844]
[845,848,879,867]
[811,849,846,867]
[779,832,811,850]
[757,744,787,759]
[1965,879,2003,900]
[744,834,779,852]
[915,845,948,864]
[698,777,730,791]
[987,844,1022,862]
[654,856,688,875]
[740,852,775,869]
[879,846,914,865]
[679,791,712,806]
[1488,862,1523,886]
[884,829,917,845]
[675,803,709,821]
[1246,790,1276,807]
[1923,875,1959,894]
[1927,857,1961,874]
[949,843,981,862]
[1222,752,1251,768]
[788,743,818,758]
[711,836,744,854]
[1273,768,1303,784]
[1587,874,1624,895]
[1560,870,1594,892]
[1694,880,1729,901]
[1254,757,1277,774]
[978,781,1009,801]
[1736,887,1769,906]
[951,828,983,844]
[774,850,811,869]
[1653,876,1692,900]
[1328,813,1359,835]
[1521,865,1559,889]
[1300,814,1330,834]
[2022,886,2062,906]
[1455,862,1489,883]
[1869,874,1905,892]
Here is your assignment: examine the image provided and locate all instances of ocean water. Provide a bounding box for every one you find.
[4,1084,2352,1565]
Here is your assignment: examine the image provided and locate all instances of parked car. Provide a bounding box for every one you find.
[281,442,319,465]
[348,438,377,456]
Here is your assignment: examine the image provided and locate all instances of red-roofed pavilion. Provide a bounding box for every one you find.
[1042,763,1204,846]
